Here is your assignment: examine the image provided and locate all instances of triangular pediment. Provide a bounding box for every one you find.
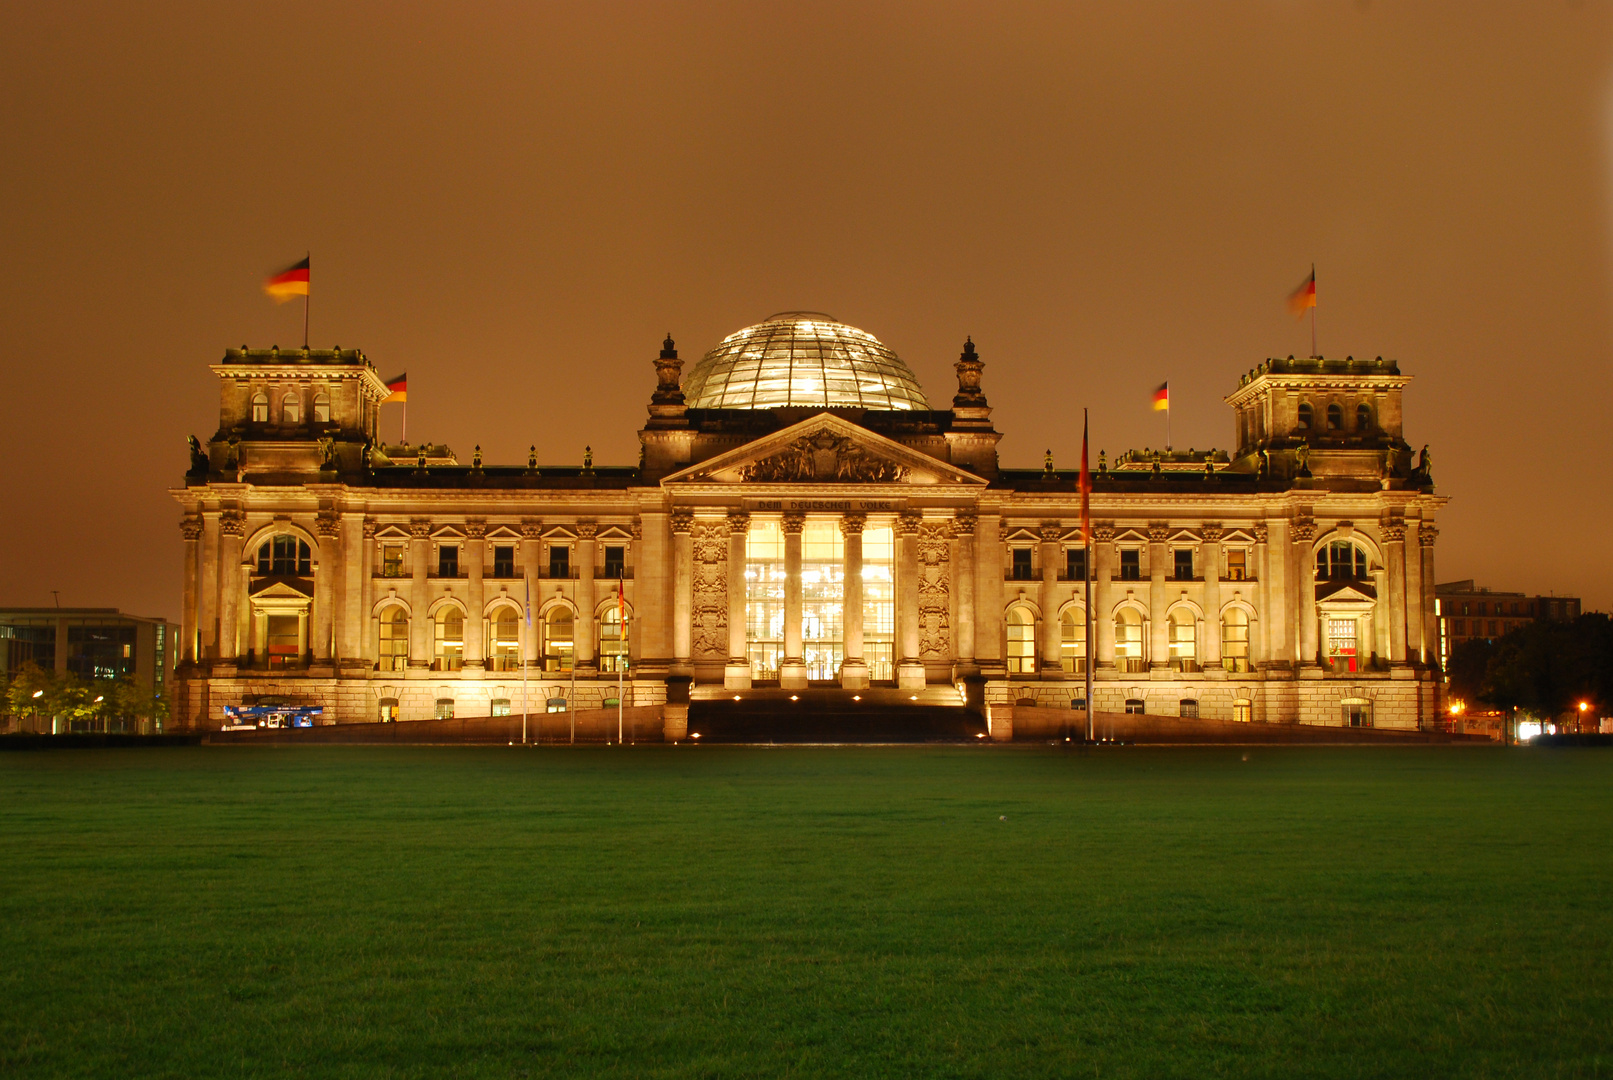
[1316,580,1377,606]
[662,414,986,487]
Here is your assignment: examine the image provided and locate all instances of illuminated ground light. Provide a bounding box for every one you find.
[790,695,800,701]
[690,732,701,739]
[733,695,741,701]
[852,695,861,701]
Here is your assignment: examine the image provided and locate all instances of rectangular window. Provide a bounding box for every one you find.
[1488,620,1498,636]
[746,521,786,678]
[1453,619,1466,635]
[1124,699,1145,715]
[602,545,626,579]
[1011,548,1034,580]
[1065,548,1086,581]
[1327,618,1359,672]
[800,520,844,681]
[862,525,896,681]
[1233,700,1252,723]
[549,545,570,579]
[490,699,511,718]
[1179,699,1199,719]
[381,543,405,577]
[1173,549,1194,580]
[1343,702,1373,728]
[1119,549,1141,580]
[434,698,455,720]
[437,545,459,578]
[492,545,516,578]
[1225,549,1247,581]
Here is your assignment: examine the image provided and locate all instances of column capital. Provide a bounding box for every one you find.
[1040,521,1064,542]
[670,510,695,534]
[1200,523,1224,542]
[362,517,378,539]
[1147,522,1170,543]
[782,511,806,535]
[315,511,340,539]
[1418,522,1439,545]
[409,518,431,539]
[895,511,921,536]
[1291,518,1316,543]
[521,518,542,540]
[953,511,977,537]
[180,514,202,541]
[576,520,598,541]
[728,511,752,535]
[220,510,246,537]
[1381,522,1407,543]
[465,519,487,540]
[1091,522,1116,543]
[631,520,644,541]
[839,512,866,536]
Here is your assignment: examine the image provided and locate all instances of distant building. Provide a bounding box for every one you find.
[0,607,178,705]
[1434,580,1582,666]
[172,313,1448,732]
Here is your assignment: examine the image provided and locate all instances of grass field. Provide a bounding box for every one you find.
[2,745,1611,1078]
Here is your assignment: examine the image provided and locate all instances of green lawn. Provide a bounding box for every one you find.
[2,745,1610,1078]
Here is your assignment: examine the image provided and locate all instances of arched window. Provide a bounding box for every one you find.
[1326,403,1342,430]
[1168,609,1197,670]
[1059,609,1086,673]
[256,535,311,576]
[313,393,331,423]
[378,607,408,672]
[543,607,574,673]
[251,393,269,423]
[490,609,521,671]
[1232,698,1253,723]
[282,393,301,425]
[1341,697,1373,728]
[1316,540,1369,581]
[598,605,628,673]
[433,607,464,671]
[1114,608,1145,671]
[378,697,399,722]
[1124,698,1145,715]
[1296,402,1313,431]
[1006,606,1036,674]
[1222,609,1250,673]
[434,697,455,720]
[1356,402,1372,431]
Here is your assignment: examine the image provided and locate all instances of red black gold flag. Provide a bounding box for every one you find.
[264,256,310,301]
[1079,410,1091,541]
[1151,382,1169,411]
[383,373,407,404]
[1288,268,1317,318]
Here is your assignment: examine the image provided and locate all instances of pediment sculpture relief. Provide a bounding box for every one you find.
[738,429,908,483]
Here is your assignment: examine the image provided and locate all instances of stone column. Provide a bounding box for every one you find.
[1039,523,1062,674]
[463,520,486,670]
[343,517,371,664]
[671,510,694,672]
[217,510,245,661]
[895,512,925,689]
[725,512,752,689]
[1201,524,1223,667]
[1267,519,1295,667]
[1253,522,1272,667]
[520,520,542,668]
[1419,523,1439,667]
[1294,519,1319,667]
[1148,523,1169,671]
[840,513,869,689]
[312,511,339,663]
[1093,524,1115,670]
[1404,520,1425,664]
[779,512,807,689]
[408,519,431,668]
[575,521,597,672]
[1384,521,1409,664]
[974,511,1002,673]
[180,515,201,663]
[954,512,978,674]
[199,512,220,660]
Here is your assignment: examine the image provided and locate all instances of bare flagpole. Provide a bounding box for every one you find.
[521,573,531,745]
[1081,408,1094,743]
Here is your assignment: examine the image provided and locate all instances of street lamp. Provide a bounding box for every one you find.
[1580,700,1591,734]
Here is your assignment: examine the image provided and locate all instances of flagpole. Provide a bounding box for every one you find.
[521,574,530,746]
[302,252,310,350]
[1083,408,1094,744]
[617,581,625,745]
[1311,264,1317,358]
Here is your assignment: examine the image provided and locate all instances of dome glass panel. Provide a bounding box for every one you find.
[683,312,929,411]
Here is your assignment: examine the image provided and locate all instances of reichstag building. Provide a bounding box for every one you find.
[172,312,1445,729]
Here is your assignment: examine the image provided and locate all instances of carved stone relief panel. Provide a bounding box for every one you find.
[690,521,730,659]
[917,521,952,660]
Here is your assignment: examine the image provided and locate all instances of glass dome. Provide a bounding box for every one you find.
[683,312,929,411]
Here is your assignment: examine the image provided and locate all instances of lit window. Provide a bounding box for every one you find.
[543,607,574,673]
[380,543,405,577]
[1297,402,1313,431]
[1006,606,1036,674]
[282,393,301,425]
[1124,698,1145,715]
[1168,610,1196,668]
[599,604,629,674]
[1342,699,1373,728]
[1316,540,1368,581]
[1225,548,1247,581]
[313,393,331,423]
[1233,698,1252,723]
[433,608,464,671]
[434,698,455,720]
[490,699,511,717]
[251,393,269,423]
[1326,403,1342,430]
[377,607,408,672]
[378,697,399,722]
[1059,609,1086,673]
[1115,608,1145,668]
[1222,609,1250,673]
[256,535,311,576]
[745,520,785,678]
[1327,618,1359,672]
[491,609,521,671]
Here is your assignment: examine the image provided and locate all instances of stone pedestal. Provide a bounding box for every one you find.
[662,703,689,741]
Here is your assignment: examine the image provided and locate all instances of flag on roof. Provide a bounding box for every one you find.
[1288,267,1316,318]
[1152,382,1169,411]
[1079,410,1091,541]
[383,373,407,404]
[264,256,309,301]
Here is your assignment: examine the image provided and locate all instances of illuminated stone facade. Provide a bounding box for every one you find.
[172,313,1446,730]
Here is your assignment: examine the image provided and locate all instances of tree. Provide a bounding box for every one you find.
[5,661,56,732]
[1479,613,1613,726]
[1446,637,1495,707]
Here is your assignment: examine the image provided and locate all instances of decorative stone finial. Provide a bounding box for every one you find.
[661,334,677,359]
[1043,449,1055,475]
[582,445,593,472]
[528,445,538,472]
[953,336,986,409]
[472,444,483,470]
[652,333,686,406]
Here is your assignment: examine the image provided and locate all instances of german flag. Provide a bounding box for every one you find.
[1152,382,1169,411]
[383,373,407,404]
[264,256,310,301]
[1288,267,1316,318]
